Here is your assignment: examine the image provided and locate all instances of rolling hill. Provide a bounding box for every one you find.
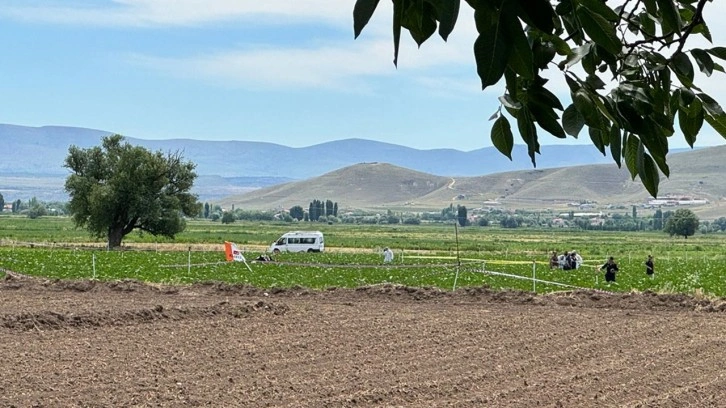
[219,146,726,217]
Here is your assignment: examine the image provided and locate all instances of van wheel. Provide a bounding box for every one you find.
[307,248,314,253]
[273,249,281,254]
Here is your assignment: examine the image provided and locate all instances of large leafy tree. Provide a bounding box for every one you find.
[354,0,726,197]
[64,135,201,248]
[663,207,699,238]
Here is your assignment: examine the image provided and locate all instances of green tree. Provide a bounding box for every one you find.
[653,208,664,230]
[289,205,305,221]
[500,215,520,228]
[663,208,699,239]
[204,202,211,219]
[27,204,47,219]
[457,205,468,227]
[64,135,200,248]
[714,216,726,232]
[354,0,726,197]
[0,192,4,212]
[221,211,236,224]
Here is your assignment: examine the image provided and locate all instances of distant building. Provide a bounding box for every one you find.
[647,196,709,207]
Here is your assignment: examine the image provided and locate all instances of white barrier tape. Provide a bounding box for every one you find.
[471,268,593,291]
[159,261,228,268]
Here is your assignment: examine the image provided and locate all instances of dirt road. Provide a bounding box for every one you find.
[2,274,726,407]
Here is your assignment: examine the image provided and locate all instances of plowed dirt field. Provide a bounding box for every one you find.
[2,272,726,407]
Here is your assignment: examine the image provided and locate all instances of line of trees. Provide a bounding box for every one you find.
[0,194,68,219]
[288,199,339,222]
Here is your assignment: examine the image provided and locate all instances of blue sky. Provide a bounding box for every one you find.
[1,1,726,152]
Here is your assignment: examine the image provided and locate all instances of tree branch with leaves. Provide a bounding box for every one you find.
[354,0,726,197]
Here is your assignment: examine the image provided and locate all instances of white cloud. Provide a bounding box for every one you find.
[0,0,354,27]
[127,31,477,92]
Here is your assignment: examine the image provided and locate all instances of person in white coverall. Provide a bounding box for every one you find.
[383,247,394,263]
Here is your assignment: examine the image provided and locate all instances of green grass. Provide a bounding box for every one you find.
[2,216,726,296]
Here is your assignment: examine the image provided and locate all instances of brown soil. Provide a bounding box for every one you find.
[2,272,726,407]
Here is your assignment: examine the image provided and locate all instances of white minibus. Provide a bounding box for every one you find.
[268,231,325,253]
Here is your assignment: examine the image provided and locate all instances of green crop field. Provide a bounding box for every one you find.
[1,216,725,296]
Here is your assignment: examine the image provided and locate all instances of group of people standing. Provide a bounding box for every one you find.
[549,250,583,270]
[550,251,655,285]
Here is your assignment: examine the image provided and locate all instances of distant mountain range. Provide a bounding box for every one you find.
[2,123,642,177]
[0,123,707,203]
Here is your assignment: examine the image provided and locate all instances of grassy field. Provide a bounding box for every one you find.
[1,216,725,296]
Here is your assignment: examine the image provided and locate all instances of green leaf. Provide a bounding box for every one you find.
[691,21,712,43]
[498,94,521,110]
[624,133,640,180]
[562,104,585,137]
[529,84,564,111]
[502,8,534,80]
[643,0,657,16]
[656,0,682,34]
[585,74,606,90]
[517,108,539,166]
[401,1,437,46]
[704,113,726,140]
[532,39,557,69]
[639,121,670,177]
[563,43,593,68]
[638,152,660,198]
[617,101,646,134]
[516,0,555,33]
[691,48,714,76]
[573,90,600,128]
[529,102,566,138]
[426,0,460,41]
[589,127,606,155]
[669,51,694,87]
[678,99,704,147]
[640,12,656,37]
[491,116,514,160]
[392,0,404,66]
[576,6,623,55]
[697,93,725,116]
[609,125,622,167]
[555,0,573,16]
[707,47,726,61]
[578,0,619,21]
[474,9,509,89]
[353,0,381,38]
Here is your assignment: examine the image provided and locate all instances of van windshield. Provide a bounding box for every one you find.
[275,238,285,245]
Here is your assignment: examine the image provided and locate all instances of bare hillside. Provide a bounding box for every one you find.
[221,162,450,210]
[220,146,726,213]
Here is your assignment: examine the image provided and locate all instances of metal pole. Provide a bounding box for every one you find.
[188,247,192,275]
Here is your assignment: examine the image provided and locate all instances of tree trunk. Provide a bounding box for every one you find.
[107,225,125,249]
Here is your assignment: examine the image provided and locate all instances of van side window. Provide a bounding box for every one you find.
[302,237,315,244]
[276,238,285,245]
[289,238,300,244]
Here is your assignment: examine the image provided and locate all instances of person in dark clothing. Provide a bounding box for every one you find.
[562,252,573,270]
[600,256,619,284]
[645,255,654,279]
[549,251,559,269]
